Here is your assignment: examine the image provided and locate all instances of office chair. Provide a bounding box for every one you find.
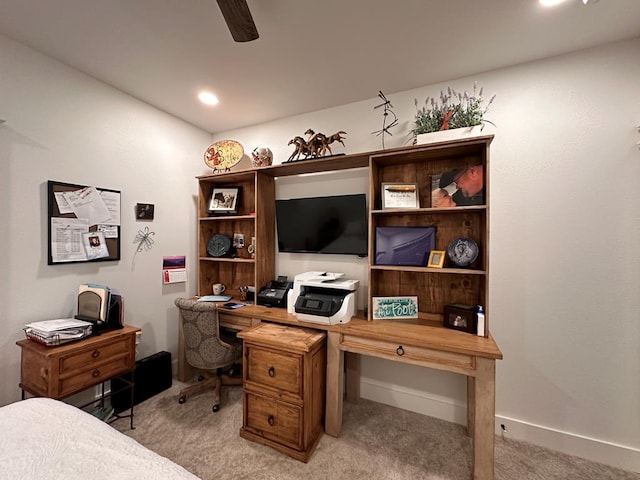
[174,297,243,412]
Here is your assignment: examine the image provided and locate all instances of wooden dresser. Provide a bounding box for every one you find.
[17,325,139,400]
[238,323,326,462]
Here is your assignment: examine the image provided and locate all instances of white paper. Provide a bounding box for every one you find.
[24,318,92,333]
[99,190,121,226]
[62,186,112,226]
[50,217,89,262]
[97,224,118,239]
[53,192,75,214]
[163,268,187,284]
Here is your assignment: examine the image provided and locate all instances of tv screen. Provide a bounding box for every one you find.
[275,194,368,256]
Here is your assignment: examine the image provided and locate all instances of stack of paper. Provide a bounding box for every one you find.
[24,318,93,346]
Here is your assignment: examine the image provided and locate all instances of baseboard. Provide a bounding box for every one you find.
[360,378,640,474]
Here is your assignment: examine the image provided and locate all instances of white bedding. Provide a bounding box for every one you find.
[0,397,200,480]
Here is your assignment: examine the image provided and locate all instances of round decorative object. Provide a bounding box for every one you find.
[251,147,273,168]
[207,234,232,257]
[447,237,479,267]
[204,140,244,171]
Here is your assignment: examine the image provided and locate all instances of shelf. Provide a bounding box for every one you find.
[371,206,486,215]
[199,257,256,263]
[199,215,256,221]
[370,265,486,275]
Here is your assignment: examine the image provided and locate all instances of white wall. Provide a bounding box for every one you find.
[212,39,640,472]
[0,33,211,405]
[2,30,639,473]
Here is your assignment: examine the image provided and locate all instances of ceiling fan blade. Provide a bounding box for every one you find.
[216,0,259,42]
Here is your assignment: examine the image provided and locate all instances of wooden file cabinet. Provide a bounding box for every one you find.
[17,325,139,400]
[238,323,326,462]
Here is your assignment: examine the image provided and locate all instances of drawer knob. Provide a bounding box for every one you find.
[396,345,405,356]
[268,415,275,426]
[268,366,275,377]
[91,350,100,359]
[92,369,100,378]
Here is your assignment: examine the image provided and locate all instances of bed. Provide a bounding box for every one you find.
[0,397,199,479]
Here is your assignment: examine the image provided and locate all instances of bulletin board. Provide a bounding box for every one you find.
[47,180,121,265]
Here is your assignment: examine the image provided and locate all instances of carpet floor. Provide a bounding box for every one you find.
[115,382,639,480]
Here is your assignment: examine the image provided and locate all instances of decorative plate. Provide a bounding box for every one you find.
[207,234,232,257]
[204,140,244,171]
[447,237,479,267]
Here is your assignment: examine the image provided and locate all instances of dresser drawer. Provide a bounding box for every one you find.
[341,334,475,372]
[59,356,131,398]
[244,391,302,450]
[245,345,302,398]
[59,337,131,374]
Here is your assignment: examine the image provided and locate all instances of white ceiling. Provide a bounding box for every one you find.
[1,0,639,134]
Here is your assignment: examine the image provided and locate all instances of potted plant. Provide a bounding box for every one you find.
[411,83,496,144]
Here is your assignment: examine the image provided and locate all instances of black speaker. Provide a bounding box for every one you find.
[111,351,172,413]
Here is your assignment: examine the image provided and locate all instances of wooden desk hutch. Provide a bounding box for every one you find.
[191,136,503,479]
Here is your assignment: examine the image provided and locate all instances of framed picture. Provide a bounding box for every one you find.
[208,186,240,215]
[431,164,485,208]
[136,203,154,220]
[372,296,418,320]
[381,183,419,209]
[427,250,445,268]
[375,226,436,266]
[443,304,476,334]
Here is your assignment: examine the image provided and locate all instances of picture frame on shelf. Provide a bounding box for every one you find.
[431,164,485,208]
[443,304,476,334]
[208,186,240,215]
[381,183,419,209]
[427,250,445,268]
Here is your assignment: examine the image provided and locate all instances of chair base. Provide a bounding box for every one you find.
[178,370,243,412]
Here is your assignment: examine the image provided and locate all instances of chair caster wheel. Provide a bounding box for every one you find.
[178,395,186,404]
[212,404,220,413]
[197,375,205,382]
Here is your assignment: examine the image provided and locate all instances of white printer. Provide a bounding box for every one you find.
[287,271,359,325]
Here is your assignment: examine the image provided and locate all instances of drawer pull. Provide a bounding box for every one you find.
[268,366,275,377]
[91,350,100,359]
[92,369,100,378]
[396,345,405,356]
[268,415,275,426]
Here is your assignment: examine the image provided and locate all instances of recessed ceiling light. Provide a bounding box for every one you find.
[198,91,219,106]
[539,0,568,6]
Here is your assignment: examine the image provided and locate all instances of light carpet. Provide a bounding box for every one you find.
[115,382,639,480]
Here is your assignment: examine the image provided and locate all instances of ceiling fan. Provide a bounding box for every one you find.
[216,0,259,42]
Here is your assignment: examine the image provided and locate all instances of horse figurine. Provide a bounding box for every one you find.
[287,129,347,161]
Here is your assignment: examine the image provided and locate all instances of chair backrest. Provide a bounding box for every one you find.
[174,298,234,370]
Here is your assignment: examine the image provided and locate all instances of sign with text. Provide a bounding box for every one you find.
[372,296,418,320]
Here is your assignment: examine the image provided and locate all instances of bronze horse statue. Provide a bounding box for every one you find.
[287,130,347,161]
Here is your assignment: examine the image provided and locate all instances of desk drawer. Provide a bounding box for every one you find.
[59,357,130,398]
[59,337,131,374]
[245,345,302,398]
[219,313,259,331]
[341,334,475,372]
[244,391,302,450]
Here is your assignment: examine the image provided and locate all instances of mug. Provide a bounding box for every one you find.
[212,283,226,295]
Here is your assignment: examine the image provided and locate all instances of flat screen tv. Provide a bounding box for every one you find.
[375,226,436,266]
[275,194,368,256]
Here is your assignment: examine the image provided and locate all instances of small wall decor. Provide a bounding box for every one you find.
[136,203,154,220]
[372,91,398,149]
[285,129,347,162]
[134,226,155,252]
[204,140,244,173]
[372,296,419,320]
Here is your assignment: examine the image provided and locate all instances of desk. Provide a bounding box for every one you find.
[177,304,502,480]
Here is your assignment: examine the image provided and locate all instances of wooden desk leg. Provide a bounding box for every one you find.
[345,352,360,402]
[472,357,496,480]
[325,331,343,437]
